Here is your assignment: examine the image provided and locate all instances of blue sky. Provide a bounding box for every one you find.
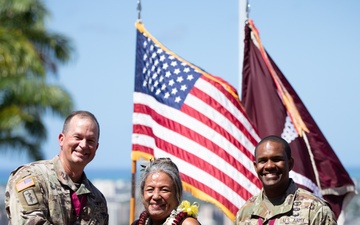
[1,0,359,171]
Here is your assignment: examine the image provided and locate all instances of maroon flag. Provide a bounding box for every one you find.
[132,21,262,221]
[241,19,356,222]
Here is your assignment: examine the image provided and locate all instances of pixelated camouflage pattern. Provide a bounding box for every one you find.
[5,156,109,225]
[234,179,337,225]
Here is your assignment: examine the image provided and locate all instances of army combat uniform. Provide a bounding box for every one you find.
[234,179,337,225]
[5,156,109,225]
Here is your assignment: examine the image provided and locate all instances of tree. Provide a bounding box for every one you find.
[0,0,74,160]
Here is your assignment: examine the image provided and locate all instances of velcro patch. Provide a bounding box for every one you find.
[23,189,39,205]
[16,177,35,192]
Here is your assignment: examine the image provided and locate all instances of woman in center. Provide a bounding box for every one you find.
[132,158,201,225]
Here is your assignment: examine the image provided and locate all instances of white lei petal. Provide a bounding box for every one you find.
[143,200,199,225]
[163,217,175,225]
[144,209,178,225]
[162,209,178,225]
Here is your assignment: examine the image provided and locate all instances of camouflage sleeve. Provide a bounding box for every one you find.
[309,201,337,225]
[5,166,52,225]
[234,204,252,225]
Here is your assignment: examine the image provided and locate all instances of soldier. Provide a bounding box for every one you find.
[235,135,337,225]
[5,110,109,224]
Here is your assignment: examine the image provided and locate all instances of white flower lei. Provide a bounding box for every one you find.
[141,200,199,225]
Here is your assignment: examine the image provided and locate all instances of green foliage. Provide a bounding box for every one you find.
[0,0,74,160]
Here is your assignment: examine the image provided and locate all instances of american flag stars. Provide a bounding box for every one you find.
[134,23,262,220]
[138,35,201,110]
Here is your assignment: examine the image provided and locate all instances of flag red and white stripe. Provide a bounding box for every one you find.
[132,22,262,220]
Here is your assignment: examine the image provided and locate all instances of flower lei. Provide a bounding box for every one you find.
[136,200,199,225]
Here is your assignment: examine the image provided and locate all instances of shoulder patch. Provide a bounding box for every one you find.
[22,188,39,205]
[16,177,35,192]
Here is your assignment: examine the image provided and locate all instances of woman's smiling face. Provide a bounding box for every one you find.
[142,171,179,224]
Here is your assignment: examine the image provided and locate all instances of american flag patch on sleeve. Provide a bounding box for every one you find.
[16,177,35,192]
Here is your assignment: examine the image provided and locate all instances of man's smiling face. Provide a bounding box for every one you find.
[253,140,294,198]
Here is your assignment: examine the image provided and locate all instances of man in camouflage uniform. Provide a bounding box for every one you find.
[5,111,109,224]
[235,135,337,225]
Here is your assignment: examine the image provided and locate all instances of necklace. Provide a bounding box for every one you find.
[136,200,199,225]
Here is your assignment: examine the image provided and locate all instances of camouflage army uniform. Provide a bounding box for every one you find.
[234,179,337,225]
[5,156,109,225]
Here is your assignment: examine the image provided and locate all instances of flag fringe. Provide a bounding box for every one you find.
[248,19,309,136]
[182,181,236,221]
[131,150,154,162]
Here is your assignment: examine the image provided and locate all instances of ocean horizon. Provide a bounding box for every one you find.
[1,166,360,185]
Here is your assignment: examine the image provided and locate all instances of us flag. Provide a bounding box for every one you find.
[131,21,262,220]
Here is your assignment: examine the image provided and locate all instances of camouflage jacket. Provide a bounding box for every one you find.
[5,156,109,225]
[234,179,337,225]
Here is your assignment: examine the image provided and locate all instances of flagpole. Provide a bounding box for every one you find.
[238,0,249,95]
[137,0,142,22]
[130,1,142,224]
[129,160,137,225]
[302,131,321,189]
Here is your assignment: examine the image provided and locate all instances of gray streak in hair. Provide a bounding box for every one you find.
[139,158,183,203]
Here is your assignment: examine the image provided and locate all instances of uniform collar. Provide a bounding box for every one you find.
[251,179,298,221]
[52,155,91,195]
